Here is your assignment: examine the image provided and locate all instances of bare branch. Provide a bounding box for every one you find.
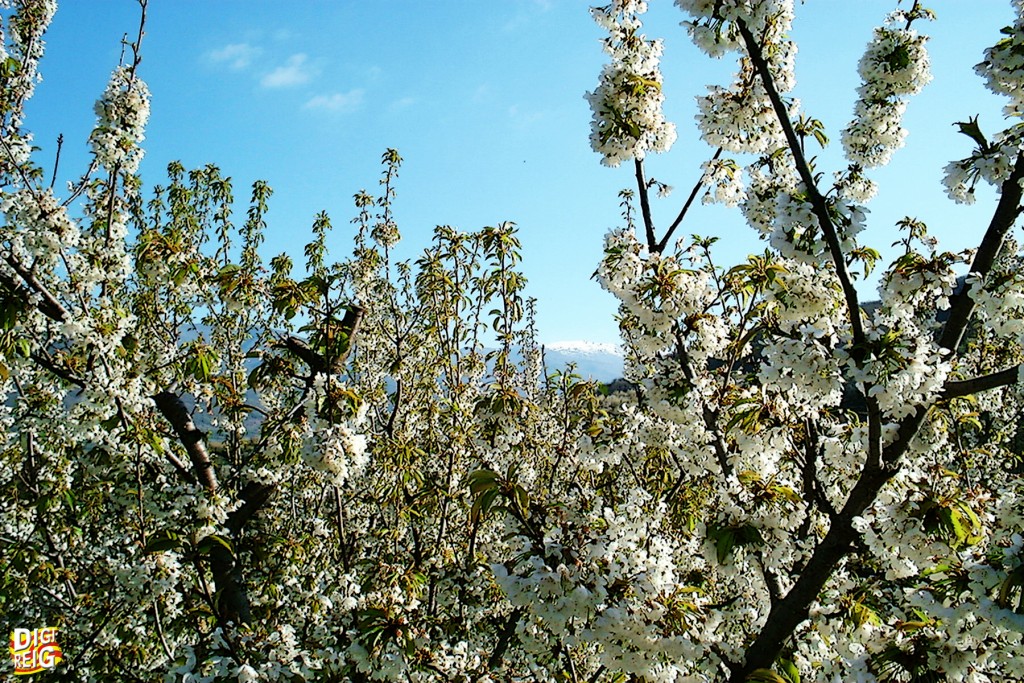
[227,480,277,535]
[942,365,1021,400]
[278,304,364,376]
[152,391,218,492]
[152,390,275,627]
[657,147,723,253]
[49,133,63,190]
[634,159,658,252]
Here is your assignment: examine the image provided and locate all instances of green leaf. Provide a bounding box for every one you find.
[997,564,1024,612]
[186,344,219,382]
[145,531,182,554]
[512,485,530,517]
[886,44,911,71]
[470,487,500,527]
[196,534,234,558]
[954,116,989,151]
[100,413,121,433]
[467,469,499,492]
[778,657,801,683]
[710,522,763,563]
[849,600,881,628]
[746,669,788,683]
[713,527,736,564]
[13,337,31,357]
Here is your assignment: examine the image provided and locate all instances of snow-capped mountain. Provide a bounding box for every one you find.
[542,341,624,383]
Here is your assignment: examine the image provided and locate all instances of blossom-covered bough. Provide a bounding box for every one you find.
[587,0,1024,680]
[2,0,1024,680]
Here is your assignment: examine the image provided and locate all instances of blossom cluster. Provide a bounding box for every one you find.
[0,0,57,128]
[943,130,1023,204]
[678,0,798,155]
[976,0,1024,118]
[0,188,79,270]
[585,2,677,166]
[943,0,1024,206]
[841,16,932,167]
[594,227,717,349]
[90,66,151,175]
[700,157,746,207]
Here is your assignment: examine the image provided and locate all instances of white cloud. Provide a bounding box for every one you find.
[261,53,313,88]
[207,43,260,70]
[388,96,416,112]
[472,84,491,103]
[304,89,365,113]
[508,104,545,128]
[503,0,552,32]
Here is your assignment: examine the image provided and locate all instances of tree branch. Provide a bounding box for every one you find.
[938,153,1024,353]
[736,20,866,348]
[227,480,276,535]
[488,607,525,671]
[634,158,658,252]
[729,19,914,679]
[152,391,218,492]
[739,13,890,472]
[941,365,1021,400]
[152,390,272,627]
[2,254,68,322]
[278,304,364,376]
[731,465,894,681]
[29,349,85,388]
[674,327,732,477]
[657,147,723,253]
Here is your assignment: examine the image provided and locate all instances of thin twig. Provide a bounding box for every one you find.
[49,133,63,189]
[657,147,724,253]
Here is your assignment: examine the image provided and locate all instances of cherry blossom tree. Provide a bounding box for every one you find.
[2,0,1024,681]
[585,0,1024,680]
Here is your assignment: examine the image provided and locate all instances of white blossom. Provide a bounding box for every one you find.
[586,3,677,166]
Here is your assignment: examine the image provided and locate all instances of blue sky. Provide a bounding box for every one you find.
[22,1,1017,346]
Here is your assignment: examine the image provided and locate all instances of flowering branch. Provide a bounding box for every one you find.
[736,19,866,347]
[2,253,69,322]
[101,0,147,247]
[152,388,282,628]
[28,349,84,388]
[735,465,896,681]
[938,152,1024,353]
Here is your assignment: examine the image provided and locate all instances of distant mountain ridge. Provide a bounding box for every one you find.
[542,341,624,383]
